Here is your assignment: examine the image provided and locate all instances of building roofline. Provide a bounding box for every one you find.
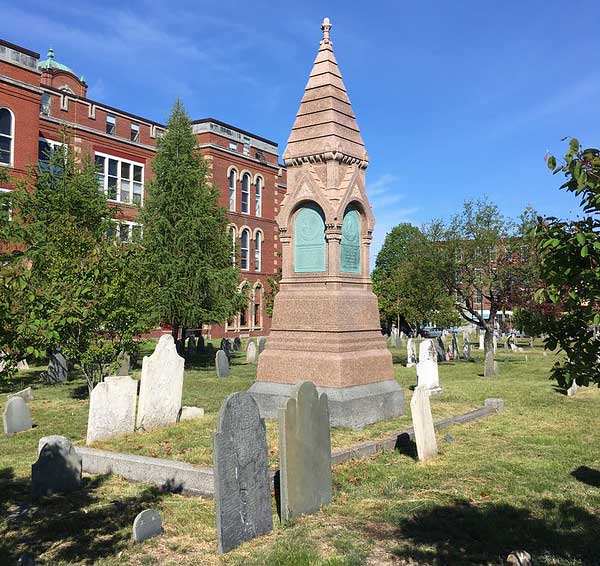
[42,85,166,128]
[192,117,278,147]
[0,39,40,59]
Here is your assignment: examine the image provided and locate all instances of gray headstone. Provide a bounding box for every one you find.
[8,387,34,403]
[410,386,438,462]
[186,336,196,358]
[258,337,267,354]
[435,337,445,362]
[196,335,205,353]
[233,337,242,352]
[451,334,460,361]
[32,435,82,499]
[213,392,273,554]
[179,406,205,421]
[246,341,257,364]
[116,352,130,376]
[136,335,185,431]
[47,352,68,383]
[279,381,332,522]
[484,351,496,377]
[216,350,230,378]
[3,396,32,435]
[406,338,417,367]
[416,339,442,394]
[463,336,471,360]
[133,509,163,543]
[86,375,138,444]
[17,359,29,371]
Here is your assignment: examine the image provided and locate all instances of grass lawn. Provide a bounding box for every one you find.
[1,339,598,565]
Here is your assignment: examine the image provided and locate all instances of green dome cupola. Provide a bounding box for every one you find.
[38,48,75,74]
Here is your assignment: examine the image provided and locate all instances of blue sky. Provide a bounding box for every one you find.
[4,0,600,263]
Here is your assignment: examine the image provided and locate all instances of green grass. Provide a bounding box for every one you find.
[1,339,598,565]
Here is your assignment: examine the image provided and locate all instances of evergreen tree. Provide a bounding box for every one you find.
[140,100,241,339]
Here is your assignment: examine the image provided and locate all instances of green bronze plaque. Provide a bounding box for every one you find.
[341,209,360,273]
[294,205,326,272]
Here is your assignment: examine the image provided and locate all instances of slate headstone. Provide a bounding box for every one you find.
[451,334,460,361]
[3,396,32,435]
[8,387,34,403]
[47,352,68,383]
[32,435,82,499]
[186,336,196,359]
[216,349,230,378]
[406,338,417,368]
[435,336,445,362]
[196,335,205,353]
[136,335,185,431]
[410,385,438,462]
[279,381,333,522]
[246,341,257,364]
[258,337,267,354]
[213,392,272,554]
[116,351,130,376]
[133,509,163,542]
[463,335,471,360]
[233,337,242,352]
[86,375,138,444]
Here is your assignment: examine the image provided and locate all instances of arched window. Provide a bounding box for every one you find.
[340,207,361,273]
[253,285,262,328]
[228,225,236,265]
[241,173,250,214]
[240,228,250,270]
[254,231,262,272]
[294,203,326,273]
[0,108,14,166]
[228,169,237,212]
[255,177,262,217]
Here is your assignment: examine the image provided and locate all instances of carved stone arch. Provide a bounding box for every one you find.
[226,165,238,179]
[336,169,375,231]
[253,227,264,240]
[253,173,264,185]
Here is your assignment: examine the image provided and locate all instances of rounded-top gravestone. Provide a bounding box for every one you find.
[3,396,32,435]
[133,509,163,543]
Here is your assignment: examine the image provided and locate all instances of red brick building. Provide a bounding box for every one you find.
[0,38,286,338]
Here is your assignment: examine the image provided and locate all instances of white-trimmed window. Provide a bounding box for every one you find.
[254,231,262,272]
[241,173,250,214]
[38,137,64,168]
[106,114,116,136]
[228,169,236,212]
[40,93,51,116]
[255,176,262,217]
[0,188,12,221]
[130,122,140,142]
[240,228,250,270]
[115,220,142,243]
[0,108,14,166]
[95,152,143,205]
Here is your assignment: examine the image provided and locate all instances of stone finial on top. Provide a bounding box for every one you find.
[321,17,332,44]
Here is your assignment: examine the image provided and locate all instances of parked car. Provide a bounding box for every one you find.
[420,327,443,338]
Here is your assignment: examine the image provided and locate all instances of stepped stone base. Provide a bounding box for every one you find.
[248,379,404,430]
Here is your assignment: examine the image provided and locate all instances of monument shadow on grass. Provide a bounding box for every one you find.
[361,498,600,565]
[0,466,167,565]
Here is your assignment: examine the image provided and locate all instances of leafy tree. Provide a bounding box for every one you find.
[139,101,242,340]
[423,199,539,370]
[372,223,459,332]
[0,136,151,391]
[534,138,600,387]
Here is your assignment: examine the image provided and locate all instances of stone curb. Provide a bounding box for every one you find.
[75,399,503,497]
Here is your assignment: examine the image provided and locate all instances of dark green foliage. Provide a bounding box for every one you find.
[535,138,600,387]
[0,134,152,390]
[139,100,242,337]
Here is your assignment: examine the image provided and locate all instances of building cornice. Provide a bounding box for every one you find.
[0,74,43,95]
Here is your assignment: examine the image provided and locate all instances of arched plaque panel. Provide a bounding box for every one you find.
[340,208,361,273]
[294,204,326,273]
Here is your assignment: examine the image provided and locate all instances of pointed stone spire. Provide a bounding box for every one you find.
[283,18,368,166]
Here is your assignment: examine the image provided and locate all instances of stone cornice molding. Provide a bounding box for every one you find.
[283,150,368,169]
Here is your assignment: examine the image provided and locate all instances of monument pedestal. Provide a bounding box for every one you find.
[248,380,404,430]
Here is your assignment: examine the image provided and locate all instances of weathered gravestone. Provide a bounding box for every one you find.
[258,337,267,355]
[406,338,417,368]
[136,335,184,431]
[410,386,438,462]
[86,375,137,444]
[233,337,242,352]
[196,335,205,353]
[479,333,485,350]
[216,350,230,378]
[567,381,579,396]
[47,352,68,383]
[279,381,333,522]
[246,341,257,364]
[179,406,205,421]
[133,509,163,543]
[435,336,445,362]
[17,359,29,371]
[9,387,34,403]
[3,396,32,435]
[416,339,442,394]
[451,334,460,361]
[213,392,272,553]
[32,435,81,499]
[484,350,496,377]
[186,336,196,359]
[463,335,471,360]
[116,351,130,376]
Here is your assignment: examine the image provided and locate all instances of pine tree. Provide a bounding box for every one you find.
[140,100,241,339]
